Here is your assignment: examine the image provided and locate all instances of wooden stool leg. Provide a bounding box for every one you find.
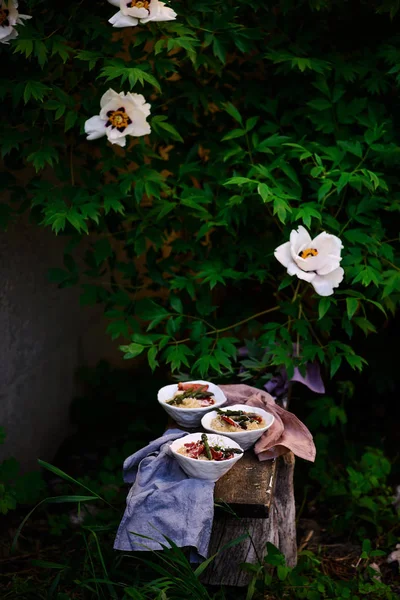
[201,452,297,587]
[267,451,297,568]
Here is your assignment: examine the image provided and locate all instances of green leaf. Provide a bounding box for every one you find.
[13,38,34,58]
[213,37,227,63]
[307,98,332,111]
[224,177,256,186]
[193,355,212,377]
[222,129,246,141]
[64,110,78,132]
[100,63,161,91]
[353,317,376,335]
[75,50,102,70]
[245,116,259,132]
[147,347,159,371]
[27,147,59,172]
[317,180,333,201]
[257,183,271,202]
[106,321,129,340]
[120,343,145,359]
[104,197,125,215]
[258,134,291,150]
[51,38,71,63]
[165,344,193,371]
[337,140,363,158]
[277,565,289,581]
[34,40,48,68]
[151,116,183,142]
[23,81,50,104]
[318,297,332,320]
[170,295,183,313]
[224,102,243,125]
[346,297,358,320]
[273,197,292,223]
[345,354,367,371]
[136,299,169,321]
[93,238,113,266]
[330,355,342,378]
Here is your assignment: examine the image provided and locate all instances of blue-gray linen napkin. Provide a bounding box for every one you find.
[114,429,215,560]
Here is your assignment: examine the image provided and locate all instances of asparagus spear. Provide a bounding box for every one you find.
[224,448,243,455]
[217,409,245,417]
[167,386,214,405]
[201,433,213,460]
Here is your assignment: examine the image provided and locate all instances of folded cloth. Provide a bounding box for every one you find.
[114,429,214,560]
[219,384,316,462]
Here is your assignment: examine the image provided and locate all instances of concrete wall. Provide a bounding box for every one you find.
[0,220,120,471]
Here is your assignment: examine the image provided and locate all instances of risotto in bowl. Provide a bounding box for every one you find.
[157,380,227,427]
[169,432,243,481]
[201,404,275,450]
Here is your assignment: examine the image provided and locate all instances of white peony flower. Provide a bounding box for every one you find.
[84,89,151,148]
[0,0,31,44]
[274,225,344,297]
[107,0,176,28]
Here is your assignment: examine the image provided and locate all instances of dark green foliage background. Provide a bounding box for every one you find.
[1,0,400,381]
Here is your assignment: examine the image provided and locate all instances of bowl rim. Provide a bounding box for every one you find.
[170,432,243,463]
[157,380,227,412]
[201,404,275,437]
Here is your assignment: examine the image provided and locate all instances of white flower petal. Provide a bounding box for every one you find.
[100,89,122,110]
[312,231,343,255]
[16,13,31,23]
[109,10,138,27]
[106,126,127,141]
[274,241,292,268]
[84,116,107,140]
[108,135,127,147]
[289,225,312,262]
[311,267,344,296]
[287,261,316,283]
[141,1,176,22]
[0,29,17,43]
[123,5,149,18]
[315,259,341,276]
[107,0,120,6]
[127,119,151,137]
[126,92,151,117]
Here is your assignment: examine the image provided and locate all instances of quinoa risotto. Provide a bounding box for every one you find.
[177,433,243,461]
[210,409,266,432]
[166,382,216,409]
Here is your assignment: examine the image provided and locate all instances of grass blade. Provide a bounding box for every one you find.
[38,459,115,509]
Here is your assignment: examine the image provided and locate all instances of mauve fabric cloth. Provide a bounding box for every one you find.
[219,384,316,462]
[113,429,214,559]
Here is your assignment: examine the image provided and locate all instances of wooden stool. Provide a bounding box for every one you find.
[202,449,297,586]
[168,419,297,586]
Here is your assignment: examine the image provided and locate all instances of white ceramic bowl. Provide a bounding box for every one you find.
[201,404,275,450]
[157,380,227,428]
[169,432,243,482]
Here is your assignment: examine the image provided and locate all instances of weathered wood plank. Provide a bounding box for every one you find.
[214,451,276,518]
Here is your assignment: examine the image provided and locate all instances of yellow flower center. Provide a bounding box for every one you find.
[0,7,10,27]
[126,0,150,9]
[105,107,132,132]
[299,248,318,259]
